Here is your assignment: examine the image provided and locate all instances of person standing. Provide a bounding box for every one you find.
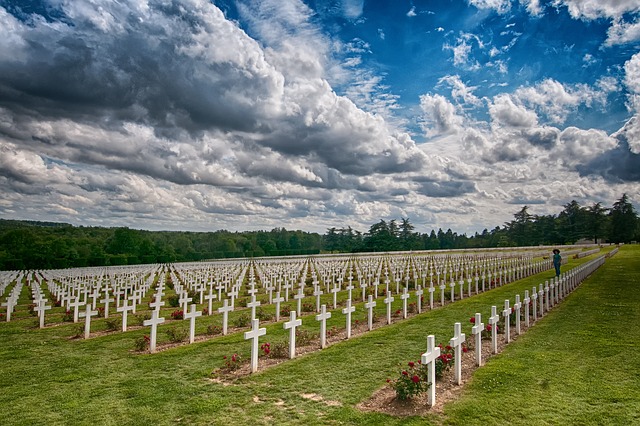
[552,249,561,277]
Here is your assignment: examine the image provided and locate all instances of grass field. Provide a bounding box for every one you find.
[0,246,637,425]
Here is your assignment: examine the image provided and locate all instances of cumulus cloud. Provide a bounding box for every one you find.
[467,0,511,14]
[552,0,640,20]
[419,94,465,136]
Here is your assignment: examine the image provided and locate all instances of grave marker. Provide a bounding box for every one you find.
[315,304,331,349]
[184,304,202,344]
[449,322,466,385]
[471,313,484,366]
[283,311,302,359]
[421,335,441,407]
[342,299,355,339]
[244,319,267,373]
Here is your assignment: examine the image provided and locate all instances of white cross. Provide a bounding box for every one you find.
[78,304,98,339]
[273,292,285,322]
[415,285,423,314]
[315,304,332,349]
[428,284,435,309]
[204,287,216,316]
[313,286,323,313]
[116,297,134,332]
[283,311,302,359]
[532,287,538,321]
[184,304,202,344]
[489,306,500,354]
[538,284,544,317]
[331,285,340,309]
[217,299,233,335]
[69,297,83,323]
[342,299,356,339]
[384,292,395,325]
[449,322,466,385]
[34,299,51,328]
[514,295,522,335]
[502,299,511,343]
[99,291,115,318]
[143,307,165,353]
[149,293,165,312]
[523,290,531,328]
[364,295,376,331]
[421,335,441,407]
[439,281,446,306]
[293,287,305,316]
[247,294,261,320]
[244,319,267,373]
[449,280,456,303]
[471,313,484,366]
[400,287,410,319]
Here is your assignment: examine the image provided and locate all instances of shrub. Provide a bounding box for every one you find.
[435,344,454,378]
[105,319,119,331]
[220,353,242,372]
[207,324,222,335]
[170,309,184,320]
[233,313,250,328]
[256,307,273,322]
[167,295,180,307]
[262,341,288,359]
[165,326,187,343]
[62,310,73,322]
[280,304,292,317]
[388,361,430,401]
[134,335,151,351]
[302,302,315,313]
[295,329,317,346]
[135,312,151,325]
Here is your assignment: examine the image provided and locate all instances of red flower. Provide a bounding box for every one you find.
[386,378,391,383]
[408,361,415,368]
[411,375,420,383]
[402,370,408,376]
[462,346,468,353]
[470,317,476,324]
[446,345,452,351]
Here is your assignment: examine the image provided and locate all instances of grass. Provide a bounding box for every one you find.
[0,246,637,425]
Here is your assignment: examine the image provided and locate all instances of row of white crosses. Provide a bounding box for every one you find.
[423,254,607,407]
[1,277,23,322]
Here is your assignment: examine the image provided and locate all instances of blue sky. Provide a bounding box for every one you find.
[0,0,639,235]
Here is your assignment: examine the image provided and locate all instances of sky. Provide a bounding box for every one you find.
[0,0,639,236]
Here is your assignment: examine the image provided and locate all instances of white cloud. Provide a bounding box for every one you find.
[552,0,640,20]
[606,17,640,46]
[419,94,465,136]
[519,0,543,16]
[467,0,511,14]
[624,52,640,95]
[438,75,483,107]
[407,6,417,17]
[489,94,539,129]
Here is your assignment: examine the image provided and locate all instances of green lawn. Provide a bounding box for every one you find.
[0,246,637,425]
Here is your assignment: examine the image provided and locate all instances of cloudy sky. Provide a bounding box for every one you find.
[0,0,639,235]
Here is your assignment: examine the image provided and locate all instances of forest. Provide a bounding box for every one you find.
[0,194,637,270]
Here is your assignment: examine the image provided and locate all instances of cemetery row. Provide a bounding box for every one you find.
[0,248,596,356]
[413,252,609,406]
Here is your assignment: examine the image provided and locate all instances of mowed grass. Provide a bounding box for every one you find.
[0,246,636,425]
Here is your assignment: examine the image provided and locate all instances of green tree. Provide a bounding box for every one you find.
[608,194,638,244]
[585,202,609,244]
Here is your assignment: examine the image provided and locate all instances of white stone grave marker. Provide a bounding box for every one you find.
[244,319,266,373]
[283,311,302,359]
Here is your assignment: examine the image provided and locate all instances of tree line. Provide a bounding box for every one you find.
[0,194,637,270]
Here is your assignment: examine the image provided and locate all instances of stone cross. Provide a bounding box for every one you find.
[544,282,550,312]
[415,285,423,314]
[384,292,394,325]
[69,297,83,323]
[331,284,340,309]
[531,287,538,321]
[514,295,522,335]
[458,279,464,300]
[489,306,500,354]
[439,281,446,306]
[538,284,544,317]
[78,304,98,339]
[428,284,435,309]
[502,299,511,343]
[342,299,355,339]
[283,311,302,359]
[179,291,192,313]
[273,292,285,322]
[149,293,165,312]
[313,286,323,313]
[143,306,166,353]
[449,322,466,385]
[204,286,216,315]
[34,299,51,328]
[293,287,304,316]
[116,297,134,332]
[244,319,267,373]
[523,290,530,328]
[184,304,202,344]
[99,292,114,318]
[315,304,332,349]
[471,313,484,366]
[364,295,376,331]
[247,294,261,320]
[421,335,441,407]
[449,280,455,302]
[217,299,233,335]
[400,287,410,319]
